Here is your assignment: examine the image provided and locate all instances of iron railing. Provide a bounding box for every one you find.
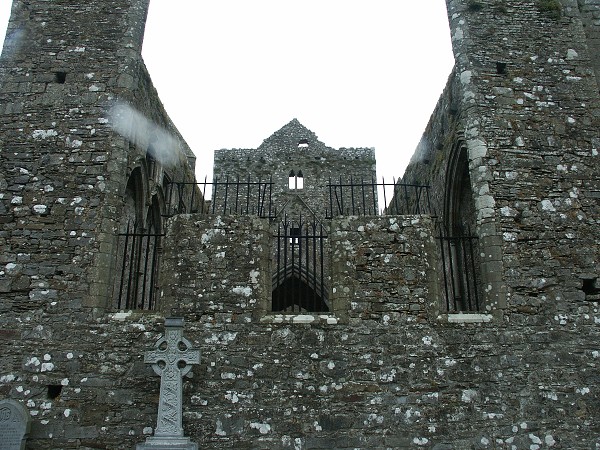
[113,222,163,310]
[272,219,329,313]
[326,177,433,217]
[165,177,274,218]
[437,224,481,312]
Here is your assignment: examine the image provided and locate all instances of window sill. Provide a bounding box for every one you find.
[439,313,493,323]
[260,314,339,325]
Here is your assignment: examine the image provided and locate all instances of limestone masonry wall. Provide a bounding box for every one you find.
[0,0,599,449]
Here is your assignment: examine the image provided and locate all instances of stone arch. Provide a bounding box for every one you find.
[444,138,476,235]
[122,166,145,233]
[441,138,482,311]
[272,265,329,313]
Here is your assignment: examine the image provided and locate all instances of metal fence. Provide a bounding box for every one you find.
[272,219,329,313]
[165,177,274,218]
[113,222,163,310]
[437,224,481,312]
[326,177,433,217]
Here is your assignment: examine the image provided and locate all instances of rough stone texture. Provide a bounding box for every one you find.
[0,0,599,449]
[0,0,198,313]
[213,119,377,219]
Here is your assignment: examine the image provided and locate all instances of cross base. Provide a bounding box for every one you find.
[136,436,198,450]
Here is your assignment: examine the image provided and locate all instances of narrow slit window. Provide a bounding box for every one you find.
[296,170,304,190]
[288,170,304,190]
[298,139,309,148]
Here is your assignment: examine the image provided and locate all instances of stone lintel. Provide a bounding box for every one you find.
[442,313,493,323]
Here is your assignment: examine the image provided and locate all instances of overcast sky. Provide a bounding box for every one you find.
[0,1,455,182]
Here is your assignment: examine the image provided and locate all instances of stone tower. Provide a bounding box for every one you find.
[0,0,197,311]
[0,1,599,449]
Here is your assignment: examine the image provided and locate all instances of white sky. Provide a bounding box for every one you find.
[0,1,455,182]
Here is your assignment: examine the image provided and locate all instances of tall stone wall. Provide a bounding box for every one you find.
[0,0,198,313]
[0,0,599,448]
[401,0,600,316]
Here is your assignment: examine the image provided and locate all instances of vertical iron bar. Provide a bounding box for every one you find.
[190,179,196,213]
[117,222,131,309]
[275,222,282,312]
[283,220,288,311]
[467,233,480,311]
[291,219,296,312]
[245,175,250,214]
[361,178,366,216]
[148,233,160,310]
[201,176,207,214]
[371,176,377,215]
[126,227,137,309]
[312,221,317,312]
[339,175,344,215]
[438,225,451,312]
[448,237,459,311]
[320,222,325,311]
[350,176,355,215]
[235,175,240,214]
[328,178,333,218]
[132,227,144,309]
[268,176,273,218]
[426,186,433,216]
[415,185,422,215]
[140,233,151,309]
[305,221,310,311]
[382,177,387,213]
[393,180,400,215]
[404,183,410,215]
[212,177,218,214]
[223,176,230,215]
[459,231,472,310]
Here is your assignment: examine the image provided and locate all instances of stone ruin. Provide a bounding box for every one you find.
[0,0,599,448]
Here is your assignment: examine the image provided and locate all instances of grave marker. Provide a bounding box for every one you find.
[0,399,30,450]
[136,317,199,450]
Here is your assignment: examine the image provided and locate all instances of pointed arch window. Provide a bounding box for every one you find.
[439,141,482,312]
[114,169,164,311]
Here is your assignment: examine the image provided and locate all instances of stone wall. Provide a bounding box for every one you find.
[0,0,198,312]
[0,0,599,448]
[400,0,600,315]
[213,119,377,220]
[3,212,599,448]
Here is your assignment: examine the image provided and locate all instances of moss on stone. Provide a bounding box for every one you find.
[537,0,562,20]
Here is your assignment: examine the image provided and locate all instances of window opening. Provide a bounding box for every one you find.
[298,139,309,148]
[288,170,304,190]
[289,227,301,245]
[439,142,482,312]
[272,220,329,313]
[113,171,164,311]
[296,170,304,189]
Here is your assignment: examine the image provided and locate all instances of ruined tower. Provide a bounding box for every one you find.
[0,0,598,448]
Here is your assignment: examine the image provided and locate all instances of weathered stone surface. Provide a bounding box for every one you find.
[0,0,598,449]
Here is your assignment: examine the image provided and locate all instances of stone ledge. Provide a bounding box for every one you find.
[260,314,340,325]
[440,313,494,323]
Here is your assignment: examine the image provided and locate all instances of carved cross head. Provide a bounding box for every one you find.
[144,318,200,378]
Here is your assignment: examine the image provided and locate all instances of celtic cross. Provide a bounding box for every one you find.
[143,317,200,439]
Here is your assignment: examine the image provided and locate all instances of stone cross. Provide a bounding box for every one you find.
[137,317,200,450]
